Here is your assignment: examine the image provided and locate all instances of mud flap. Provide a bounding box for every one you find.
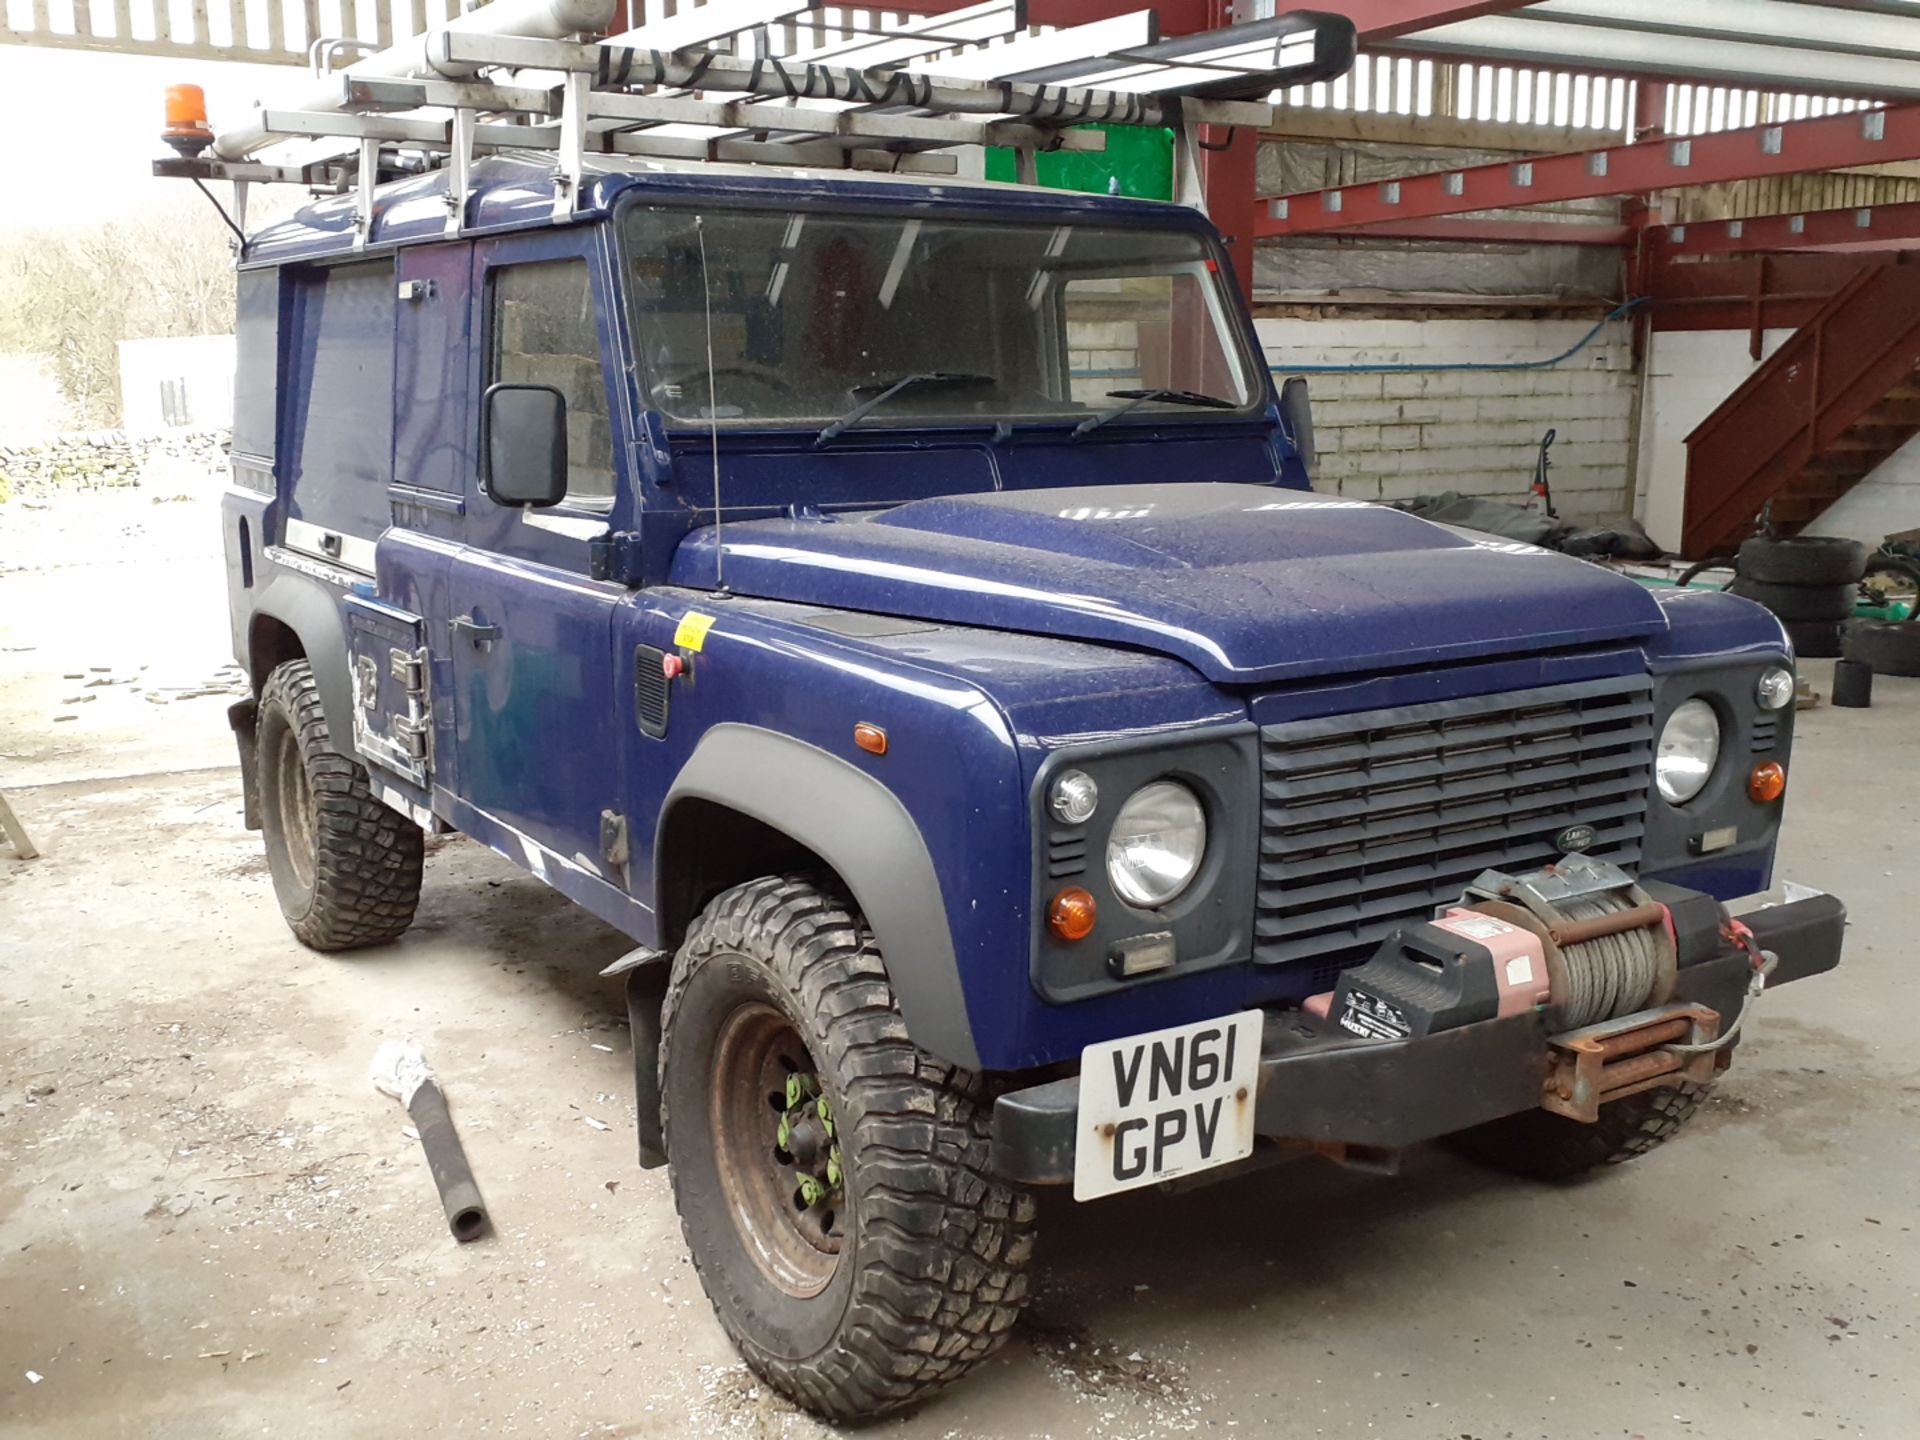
[621,956,672,1169]
[228,698,260,830]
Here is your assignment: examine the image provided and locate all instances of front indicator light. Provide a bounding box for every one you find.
[1048,887,1098,942]
[1049,769,1100,825]
[1756,666,1794,711]
[1750,760,1786,803]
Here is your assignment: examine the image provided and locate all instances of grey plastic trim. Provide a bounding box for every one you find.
[660,724,978,1069]
[249,571,357,758]
[1641,656,1793,878]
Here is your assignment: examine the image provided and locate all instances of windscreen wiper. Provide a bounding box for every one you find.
[1072,387,1238,438]
[814,372,998,447]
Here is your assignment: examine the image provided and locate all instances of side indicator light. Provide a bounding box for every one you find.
[163,84,213,157]
[1749,760,1786,803]
[660,653,686,680]
[1048,887,1098,943]
[853,722,888,756]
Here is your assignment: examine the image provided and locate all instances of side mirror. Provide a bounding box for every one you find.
[482,383,568,508]
[1279,375,1316,476]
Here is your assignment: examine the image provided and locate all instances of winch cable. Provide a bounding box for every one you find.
[1664,923,1778,1056]
[1551,894,1662,1029]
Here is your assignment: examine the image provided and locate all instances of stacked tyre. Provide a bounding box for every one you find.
[1844,618,1920,678]
[1729,536,1866,658]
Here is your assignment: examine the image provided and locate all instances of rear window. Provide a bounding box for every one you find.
[281,261,396,534]
[232,268,279,460]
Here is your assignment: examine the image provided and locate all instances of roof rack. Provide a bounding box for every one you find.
[154,0,1354,243]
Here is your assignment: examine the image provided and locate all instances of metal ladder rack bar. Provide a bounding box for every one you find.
[155,8,1358,236]
[426,31,1272,128]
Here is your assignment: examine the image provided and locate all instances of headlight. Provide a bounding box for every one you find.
[1656,699,1721,804]
[1106,781,1206,908]
[1756,666,1794,711]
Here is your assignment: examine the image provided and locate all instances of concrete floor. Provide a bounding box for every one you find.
[3,488,1916,1440]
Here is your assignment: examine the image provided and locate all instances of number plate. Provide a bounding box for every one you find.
[1072,1010,1263,1201]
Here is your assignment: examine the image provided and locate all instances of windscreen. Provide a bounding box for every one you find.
[621,204,1261,429]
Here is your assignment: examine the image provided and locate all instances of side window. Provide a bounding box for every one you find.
[489,259,615,503]
[232,267,279,461]
[281,259,396,536]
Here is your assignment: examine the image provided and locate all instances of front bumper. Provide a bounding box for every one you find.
[991,892,1845,1185]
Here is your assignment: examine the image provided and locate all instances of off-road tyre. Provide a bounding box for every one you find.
[256,659,423,951]
[1445,1081,1707,1181]
[660,876,1035,1423]
[1728,577,1856,622]
[1782,618,1846,659]
[1843,619,1920,678]
[1737,535,1867,587]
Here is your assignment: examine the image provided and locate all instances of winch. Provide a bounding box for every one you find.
[1308,855,1728,1123]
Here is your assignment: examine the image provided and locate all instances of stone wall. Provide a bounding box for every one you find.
[0,429,229,504]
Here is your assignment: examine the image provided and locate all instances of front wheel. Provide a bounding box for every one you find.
[256,659,423,951]
[660,876,1035,1422]
[1445,1081,1708,1181]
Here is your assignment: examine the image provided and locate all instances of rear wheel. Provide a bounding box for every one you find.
[660,876,1035,1422]
[1445,1081,1707,1181]
[256,659,423,951]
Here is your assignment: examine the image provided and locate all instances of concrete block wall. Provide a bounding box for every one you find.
[1067,318,1142,404]
[1255,317,1639,524]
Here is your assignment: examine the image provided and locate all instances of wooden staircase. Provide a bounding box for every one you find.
[1682,259,1920,558]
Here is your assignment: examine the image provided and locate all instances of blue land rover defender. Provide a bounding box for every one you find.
[181,18,1844,1420]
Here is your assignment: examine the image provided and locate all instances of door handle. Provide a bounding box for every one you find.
[452,615,500,647]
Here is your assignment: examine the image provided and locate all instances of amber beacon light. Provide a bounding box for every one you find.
[163,84,214,157]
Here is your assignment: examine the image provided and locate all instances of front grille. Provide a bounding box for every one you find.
[1256,674,1655,969]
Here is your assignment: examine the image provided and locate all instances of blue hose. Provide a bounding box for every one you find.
[1273,296,1648,376]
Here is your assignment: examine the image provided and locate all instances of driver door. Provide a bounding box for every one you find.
[441,230,635,896]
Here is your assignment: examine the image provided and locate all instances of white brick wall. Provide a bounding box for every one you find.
[1256,317,1639,524]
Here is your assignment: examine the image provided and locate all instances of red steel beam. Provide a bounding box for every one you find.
[1198,0,1257,297]
[1273,216,1632,244]
[1645,251,1880,333]
[1263,105,1920,238]
[1653,200,1920,256]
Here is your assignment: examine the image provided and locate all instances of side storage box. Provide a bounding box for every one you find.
[344,593,433,790]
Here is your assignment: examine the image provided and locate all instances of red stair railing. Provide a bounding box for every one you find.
[1682,259,1920,558]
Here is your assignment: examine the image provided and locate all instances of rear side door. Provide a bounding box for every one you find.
[353,241,473,811]
[443,228,637,901]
